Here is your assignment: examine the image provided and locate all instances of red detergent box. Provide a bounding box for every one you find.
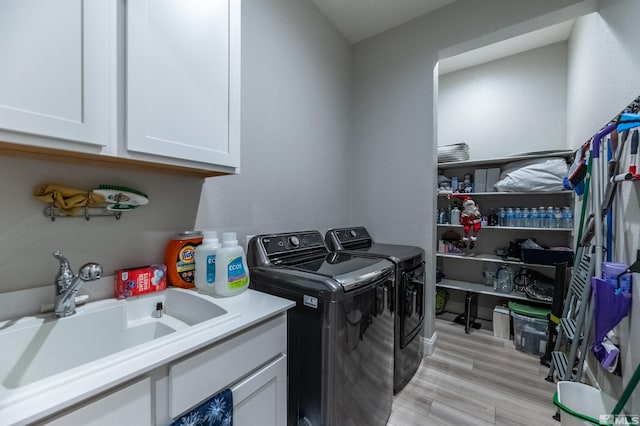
[115,264,167,299]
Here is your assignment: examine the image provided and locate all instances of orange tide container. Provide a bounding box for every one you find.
[164,231,203,288]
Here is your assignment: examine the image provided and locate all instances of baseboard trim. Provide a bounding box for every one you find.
[422,331,437,357]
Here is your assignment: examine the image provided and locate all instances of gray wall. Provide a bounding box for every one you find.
[350,0,597,342]
[439,42,568,160]
[0,155,202,294]
[0,0,350,319]
[195,0,352,240]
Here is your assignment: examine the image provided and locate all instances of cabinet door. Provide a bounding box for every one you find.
[232,355,287,426]
[38,377,151,426]
[169,314,286,418]
[0,0,113,150]
[126,0,240,169]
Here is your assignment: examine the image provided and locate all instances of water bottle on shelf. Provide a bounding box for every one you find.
[538,206,547,228]
[522,207,532,228]
[530,207,539,228]
[497,207,506,226]
[545,206,555,228]
[514,207,523,227]
[554,207,563,229]
[505,207,515,227]
[562,206,574,229]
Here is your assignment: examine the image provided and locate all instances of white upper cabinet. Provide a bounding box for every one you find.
[0,0,114,151]
[126,0,240,170]
[0,0,239,175]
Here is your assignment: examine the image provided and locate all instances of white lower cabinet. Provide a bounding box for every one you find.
[231,355,287,426]
[168,314,287,423]
[34,314,287,426]
[37,377,152,426]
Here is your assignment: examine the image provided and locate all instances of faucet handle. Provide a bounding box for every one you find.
[78,263,103,281]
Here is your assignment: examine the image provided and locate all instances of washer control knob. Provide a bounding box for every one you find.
[289,236,300,247]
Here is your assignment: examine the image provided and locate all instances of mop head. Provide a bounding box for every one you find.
[592,336,620,373]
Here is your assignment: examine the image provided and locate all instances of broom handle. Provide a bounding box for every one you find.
[612,362,640,415]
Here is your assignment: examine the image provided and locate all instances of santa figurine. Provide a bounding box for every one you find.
[449,194,482,249]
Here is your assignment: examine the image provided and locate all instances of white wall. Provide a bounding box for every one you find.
[438,42,568,160]
[351,0,597,342]
[566,0,640,412]
[195,0,352,242]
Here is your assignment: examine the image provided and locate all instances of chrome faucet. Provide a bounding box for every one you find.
[53,251,103,318]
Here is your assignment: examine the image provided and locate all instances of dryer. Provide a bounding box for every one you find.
[325,226,425,393]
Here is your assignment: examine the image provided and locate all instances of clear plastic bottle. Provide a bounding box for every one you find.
[562,206,574,229]
[497,208,506,227]
[505,207,515,227]
[530,207,539,228]
[194,231,221,294]
[494,265,514,293]
[538,206,547,228]
[482,263,495,286]
[554,207,563,229]
[214,232,250,297]
[514,207,523,227]
[545,206,555,228]
[522,207,532,228]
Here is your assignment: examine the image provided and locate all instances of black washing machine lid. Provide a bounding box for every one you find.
[348,243,423,264]
[288,252,393,291]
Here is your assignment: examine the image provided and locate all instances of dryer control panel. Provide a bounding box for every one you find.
[248,231,328,267]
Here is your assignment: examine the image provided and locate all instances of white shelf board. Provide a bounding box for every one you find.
[436,252,557,268]
[437,224,573,233]
[436,278,551,304]
[437,191,573,197]
[437,150,573,169]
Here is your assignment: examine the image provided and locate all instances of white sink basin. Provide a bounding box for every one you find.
[0,288,229,389]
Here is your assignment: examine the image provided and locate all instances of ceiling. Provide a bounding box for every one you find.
[311,0,456,44]
[311,0,575,74]
[438,20,575,74]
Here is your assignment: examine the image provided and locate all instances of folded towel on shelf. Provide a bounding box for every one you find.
[170,388,233,426]
[33,184,105,215]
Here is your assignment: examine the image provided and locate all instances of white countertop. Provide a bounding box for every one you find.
[0,288,294,426]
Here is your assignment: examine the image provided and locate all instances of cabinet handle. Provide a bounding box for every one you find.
[412,289,418,317]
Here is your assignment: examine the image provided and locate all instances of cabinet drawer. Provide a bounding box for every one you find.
[169,314,286,418]
[38,377,151,426]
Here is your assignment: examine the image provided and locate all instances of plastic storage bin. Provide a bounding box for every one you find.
[511,311,548,355]
[554,381,619,426]
[520,247,574,267]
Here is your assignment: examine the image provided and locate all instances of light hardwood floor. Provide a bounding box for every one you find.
[388,316,559,426]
